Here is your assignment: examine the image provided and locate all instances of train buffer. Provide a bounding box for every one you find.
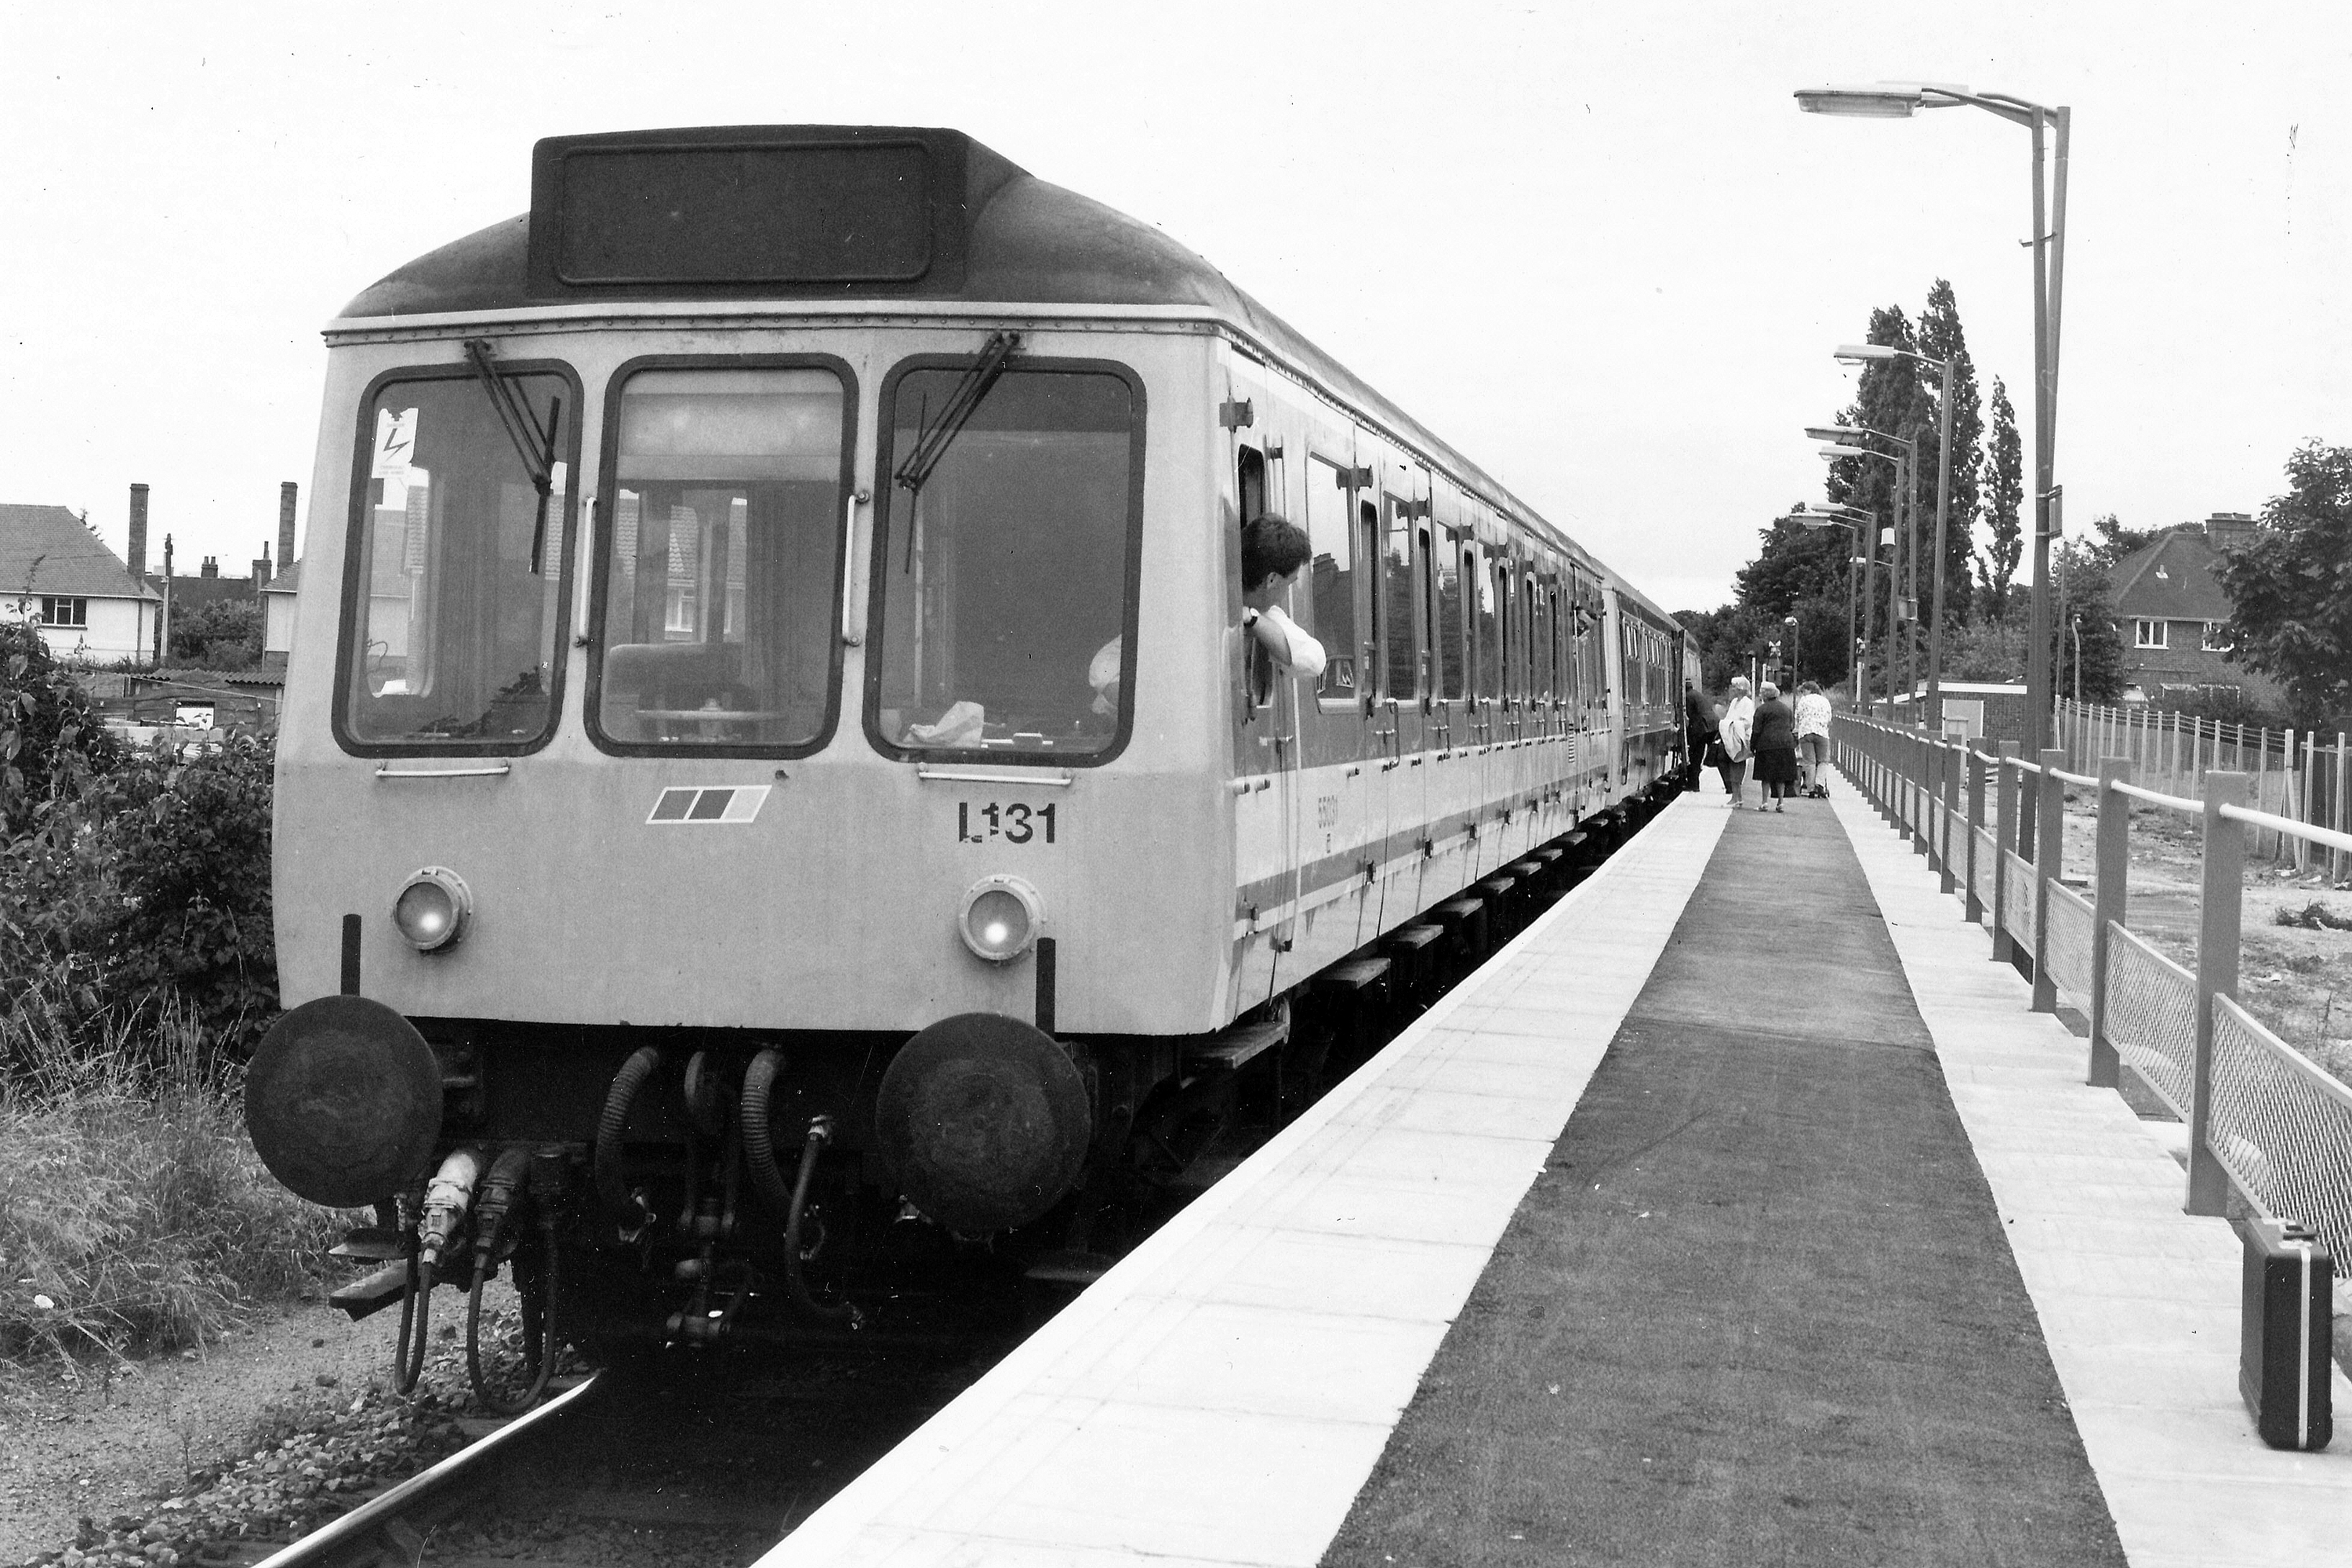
[754,779,2352,1568]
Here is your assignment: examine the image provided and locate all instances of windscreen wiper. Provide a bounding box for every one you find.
[463,339,563,574]
[892,329,1021,496]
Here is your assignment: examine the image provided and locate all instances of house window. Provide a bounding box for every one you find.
[2201,621,2228,652]
[2133,619,2167,649]
[38,597,88,627]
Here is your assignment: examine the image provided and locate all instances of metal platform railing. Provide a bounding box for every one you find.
[1834,714,2352,1258]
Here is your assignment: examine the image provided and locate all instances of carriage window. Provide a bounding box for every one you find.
[1436,535,1467,701]
[1237,445,1266,524]
[1473,550,1501,700]
[1305,456,1358,703]
[1359,499,1381,700]
[340,368,578,749]
[873,365,1140,758]
[1532,582,1552,703]
[1381,494,1419,701]
[592,366,848,751]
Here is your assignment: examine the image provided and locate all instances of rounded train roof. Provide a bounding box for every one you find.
[339,126,1661,614]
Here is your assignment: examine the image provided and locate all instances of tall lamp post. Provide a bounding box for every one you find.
[1815,440,1907,718]
[1784,504,1871,709]
[1806,419,1918,713]
[1797,80,2069,752]
[1833,344,1955,733]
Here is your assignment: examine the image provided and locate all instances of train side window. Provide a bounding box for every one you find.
[1381,493,1420,702]
[870,361,1143,761]
[336,362,581,753]
[1358,499,1382,701]
[1531,579,1552,705]
[590,364,851,754]
[1472,544,1500,701]
[1435,533,1466,702]
[1303,455,1357,704]
[1415,524,1436,702]
[1237,445,1266,524]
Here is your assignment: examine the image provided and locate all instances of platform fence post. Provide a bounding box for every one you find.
[2187,769,2249,1217]
[1911,734,1933,858]
[2031,749,2065,1011]
[1991,742,2020,964]
[1939,739,1961,895]
[2087,757,2131,1087]
[1962,742,1987,927]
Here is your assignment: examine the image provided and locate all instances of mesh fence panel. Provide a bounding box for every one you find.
[2105,922,2195,1117]
[2209,995,2352,1262]
[2002,850,2038,948]
[2044,882,2096,1006]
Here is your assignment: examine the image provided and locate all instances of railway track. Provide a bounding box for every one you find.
[197,1325,1022,1568]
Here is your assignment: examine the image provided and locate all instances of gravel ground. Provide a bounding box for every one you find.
[0,1297,483,1567]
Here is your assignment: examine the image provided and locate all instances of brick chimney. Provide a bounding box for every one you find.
[2205,511,2256,551]
[278,481,298,572]
[128,483,150,581]
[201,556,219,579]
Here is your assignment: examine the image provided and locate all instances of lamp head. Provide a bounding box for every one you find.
[1835,344,1900,363]
[1795,86,1924,118]
[1819,444,1874,459]
[1805,426,1864,443]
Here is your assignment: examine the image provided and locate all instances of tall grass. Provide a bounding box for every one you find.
[1,990,346,1367]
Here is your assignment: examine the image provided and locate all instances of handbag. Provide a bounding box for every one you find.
[1703,737,1730,768]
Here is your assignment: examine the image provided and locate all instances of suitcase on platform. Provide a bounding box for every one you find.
[2241,1218,2333,1450]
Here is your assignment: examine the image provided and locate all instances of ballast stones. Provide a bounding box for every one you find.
[874,1013,1091,1235]
[245,996,442,1208]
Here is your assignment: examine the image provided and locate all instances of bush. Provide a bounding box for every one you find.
[1,620,124,836]
[0,1005,345,1362]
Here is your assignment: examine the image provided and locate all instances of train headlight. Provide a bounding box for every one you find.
[958,876,1043,964]
[393,868,472,954]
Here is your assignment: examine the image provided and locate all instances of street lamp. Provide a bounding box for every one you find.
[1798,79,2070,753]
[1835,343,1956,732]
[1782,504,1871,710]
[1816,441,1907,719]
[1783,614,1799,688]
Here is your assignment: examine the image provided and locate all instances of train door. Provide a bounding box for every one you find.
[1600,587,1626,797]
[1224,352,1291,963]
[1374,453,1429,922]
[1301,444,1372,944]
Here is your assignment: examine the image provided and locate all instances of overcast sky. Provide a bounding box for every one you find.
[3,2,2346,615]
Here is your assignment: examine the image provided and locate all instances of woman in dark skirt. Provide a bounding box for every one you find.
[1749,681,1801,811]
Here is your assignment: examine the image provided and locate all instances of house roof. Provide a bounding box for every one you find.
[261,560,301,595]
[152,572,263,614]
[2108,526,2234,621]
[0,504,159,601]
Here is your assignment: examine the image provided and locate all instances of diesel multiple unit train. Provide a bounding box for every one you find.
[245,125,1697,1385]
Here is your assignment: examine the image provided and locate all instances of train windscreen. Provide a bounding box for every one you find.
[590,366,849,751]
[339,368,578,749]
[870,364,1141,760]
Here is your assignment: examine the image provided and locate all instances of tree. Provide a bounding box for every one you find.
[1915,279,1984,624]
[168,599,262,669]
[2049,542,2125,704]
[1975,378,2024,616]
[2087,511,2161,566]
[2214,441,2352,726]
[1734,508,1847,617]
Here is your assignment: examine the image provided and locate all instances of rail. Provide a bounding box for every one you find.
[1832,713,2352,1265]
[251,1374,597,1568]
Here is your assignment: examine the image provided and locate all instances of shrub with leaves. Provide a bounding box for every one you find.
[1,619,124,836]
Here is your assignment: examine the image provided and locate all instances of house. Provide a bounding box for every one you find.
[2106,513,2285,710]
[0,503,161,664]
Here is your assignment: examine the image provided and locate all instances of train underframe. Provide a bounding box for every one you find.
[308,779,1684,1399]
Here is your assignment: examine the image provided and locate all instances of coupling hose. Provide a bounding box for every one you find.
[593,1046,665,1229]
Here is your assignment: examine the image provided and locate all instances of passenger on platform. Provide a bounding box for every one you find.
[1751,681,1800,812]
[1794,680,1834,794]
[1711,677,1754,806]
[1240,514,1326,678]
[1682,680,1715,792]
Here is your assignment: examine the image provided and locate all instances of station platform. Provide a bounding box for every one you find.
[756,775,2352,1568]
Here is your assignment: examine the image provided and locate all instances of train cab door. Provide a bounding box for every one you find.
[1301,444,1372,943]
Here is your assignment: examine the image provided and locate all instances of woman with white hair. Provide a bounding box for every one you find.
[1750,681,1802,811]
[1708,675,1755,805]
